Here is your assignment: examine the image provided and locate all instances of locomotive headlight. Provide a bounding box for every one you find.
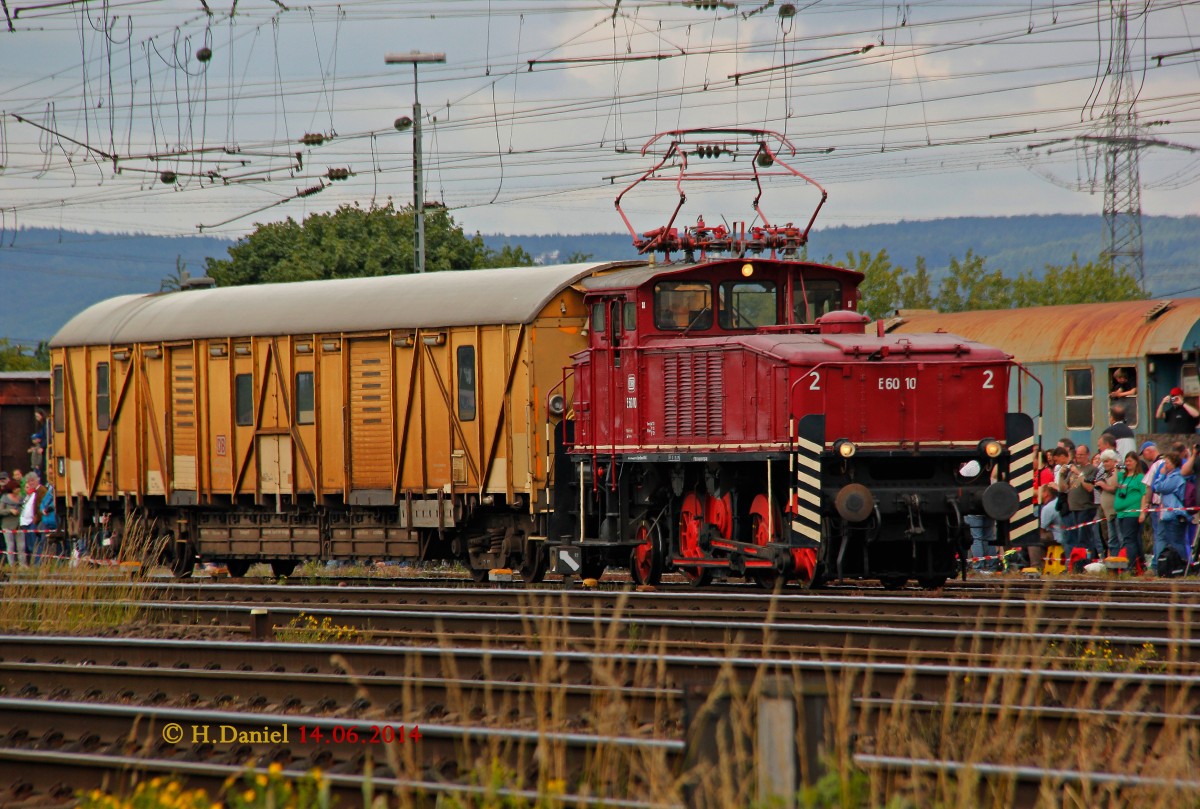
[548,394,566,417]
[741,263,754,278]
[979,439,1003,459]
[834,438,857,459]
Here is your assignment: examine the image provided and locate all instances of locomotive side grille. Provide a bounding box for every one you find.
[664,353,724,440]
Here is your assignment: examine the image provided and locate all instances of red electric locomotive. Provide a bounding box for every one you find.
[549,130,1038,587]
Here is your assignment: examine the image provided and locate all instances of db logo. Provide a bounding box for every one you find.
[215,435,227,456]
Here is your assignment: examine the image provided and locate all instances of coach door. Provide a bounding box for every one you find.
[169,345,198,502]
[348,337,393,498]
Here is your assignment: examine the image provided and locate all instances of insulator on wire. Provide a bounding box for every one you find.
[300,133,327,147]
[756,153,775,168]
[326,167,351,181]
[159,171,178,185]
[297,183,325,198]
[196,47,212,63]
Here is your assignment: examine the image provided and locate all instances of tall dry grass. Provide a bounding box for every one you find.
[0,517,171,633]
[325,579,1200,808]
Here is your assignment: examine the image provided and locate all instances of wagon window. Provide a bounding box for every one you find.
[1108,365,1137,427]
[96,362,110,431]
[235,373,254,426]
[52,365,64,433]
[719,281,777,329]
[295,372,315,425]
[1065,368,1093,430]
[457,346,476,422]
[654,281,712,331]
[794,280,842,323]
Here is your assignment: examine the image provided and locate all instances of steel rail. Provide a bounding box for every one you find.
[0,747,679,809]
[0,661,679,727]
[0,635,1193,712]
[0,697,685,781]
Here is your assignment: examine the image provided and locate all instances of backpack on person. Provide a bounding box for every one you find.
[1157,546,1187,578]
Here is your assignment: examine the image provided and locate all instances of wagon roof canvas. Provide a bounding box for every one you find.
[51,262,640,347]
[889,299,1200,363]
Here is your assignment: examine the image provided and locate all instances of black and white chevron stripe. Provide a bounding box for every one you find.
[1004,413,1038,546]
[789,414,824,549]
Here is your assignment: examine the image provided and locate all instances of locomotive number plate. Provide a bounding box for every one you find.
[878,377,917,390]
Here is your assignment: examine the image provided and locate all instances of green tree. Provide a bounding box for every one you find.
[565,251,594,263]
[936,250,1012,312]
[1011,254,1145,308]
[205,203,533,286]
[842,249,905,319]
[898,256,935,310]
[160,255,189,292]
[0,339,50,371]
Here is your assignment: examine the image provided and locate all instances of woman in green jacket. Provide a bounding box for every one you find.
[1113,452,1148,568]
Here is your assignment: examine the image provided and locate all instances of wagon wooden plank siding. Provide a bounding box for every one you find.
[48,263,626,578]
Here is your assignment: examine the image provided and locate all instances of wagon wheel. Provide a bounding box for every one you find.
[678,493,714,587]
[630,520,663,586]
[166,536,196,578]
[749,494,782,590]
[518,540,549,584]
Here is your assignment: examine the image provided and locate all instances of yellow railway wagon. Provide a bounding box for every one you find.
[49,262,634,578]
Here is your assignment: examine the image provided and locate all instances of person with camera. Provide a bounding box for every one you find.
[1156,387,1199,434]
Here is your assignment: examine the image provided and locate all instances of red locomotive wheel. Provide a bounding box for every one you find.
[792,547,817,587]
[678,493,713,586]
[630,521,663,586]
[749,494,782,590]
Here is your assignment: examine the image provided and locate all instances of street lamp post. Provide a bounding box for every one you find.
[385,50,446,274]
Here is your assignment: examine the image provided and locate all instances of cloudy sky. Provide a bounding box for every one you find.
[1,0,1198,239]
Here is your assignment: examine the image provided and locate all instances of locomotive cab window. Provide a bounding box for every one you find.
[96,362,110,431]
[295,372,315,425]
[719,281,777,329]
[590,303,606,338]
[654,281,712,331]
[1065,368,1093,430]
[457,345,476,422]
[794,280,842,323]
[235,373,254,426]
[624,301,637,333]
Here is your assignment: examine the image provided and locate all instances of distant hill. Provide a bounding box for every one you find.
[4,215,1197,342]
[485,214,1199,297]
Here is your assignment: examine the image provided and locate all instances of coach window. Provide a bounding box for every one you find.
[96,362,110,431]
[1108,365,1138,426]
[457,346,476,422]
[654,281,712,331]
[719,280,777,329]
[52,365,64,433]
[794,280,842,323]
[295,372,315,425]
[235,373,254,426]
[1065,368,1093,430]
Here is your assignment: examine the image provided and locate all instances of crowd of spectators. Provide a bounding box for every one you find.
[1030,383,1200,576]
[1,411,55,567]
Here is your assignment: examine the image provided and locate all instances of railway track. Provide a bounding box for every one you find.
[3,631,1198,807]
[5,576,1200,806]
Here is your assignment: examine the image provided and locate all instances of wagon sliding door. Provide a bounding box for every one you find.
[348,338,394,502]
[169,345,199,503]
